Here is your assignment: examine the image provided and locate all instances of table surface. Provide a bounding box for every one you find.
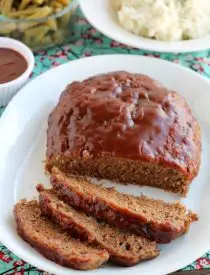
[1,7,210,275]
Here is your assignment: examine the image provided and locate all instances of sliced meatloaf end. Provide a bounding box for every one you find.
[50,167,197,244]
[38,186,159,266]
[14,200,109,270]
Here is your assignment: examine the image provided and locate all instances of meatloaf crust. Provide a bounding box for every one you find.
[46,71,201,195]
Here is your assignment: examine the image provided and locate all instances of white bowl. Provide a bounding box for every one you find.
[0,37,34,106]
[80,0,210,53]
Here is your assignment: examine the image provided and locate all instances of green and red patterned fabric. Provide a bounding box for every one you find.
[1,7,210,275]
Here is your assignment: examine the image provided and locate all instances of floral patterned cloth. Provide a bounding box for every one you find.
[1,7,210,275]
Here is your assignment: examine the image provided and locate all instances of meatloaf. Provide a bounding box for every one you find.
[14,200,109,270]
[50,168,197,244]
[38,186,159,266]
[46,71,201,196]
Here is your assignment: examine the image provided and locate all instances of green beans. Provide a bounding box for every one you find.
[0,0,75,50]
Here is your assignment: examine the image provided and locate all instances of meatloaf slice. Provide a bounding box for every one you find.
[14,200,109,270]
[50,168,197,244]
[38,186,159,266]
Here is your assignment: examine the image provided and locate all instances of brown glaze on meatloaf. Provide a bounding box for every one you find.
[46,71,201,195]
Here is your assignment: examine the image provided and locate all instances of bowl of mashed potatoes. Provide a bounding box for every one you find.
[112,0,210,41]
[80,0,210,53]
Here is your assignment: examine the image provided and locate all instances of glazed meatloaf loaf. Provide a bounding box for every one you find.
[50,168,197,244]
[14,200,109,270]
[46,71,201,196]
[38,186,159,266]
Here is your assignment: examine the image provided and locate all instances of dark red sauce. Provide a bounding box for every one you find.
[0,48,28,84]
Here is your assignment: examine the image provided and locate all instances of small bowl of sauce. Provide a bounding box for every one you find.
[0,37,34,106]
[0,48,28,84]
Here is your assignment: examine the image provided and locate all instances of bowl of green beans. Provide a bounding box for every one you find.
[0,0,77,50]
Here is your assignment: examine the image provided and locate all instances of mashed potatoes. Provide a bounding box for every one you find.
[112,0,210,41]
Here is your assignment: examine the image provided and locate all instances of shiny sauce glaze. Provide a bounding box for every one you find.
[0,48,28,84]
[47,71,201,177]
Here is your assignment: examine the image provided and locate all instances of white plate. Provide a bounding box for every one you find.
[0,55,210,275]
[80,0,210,53]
